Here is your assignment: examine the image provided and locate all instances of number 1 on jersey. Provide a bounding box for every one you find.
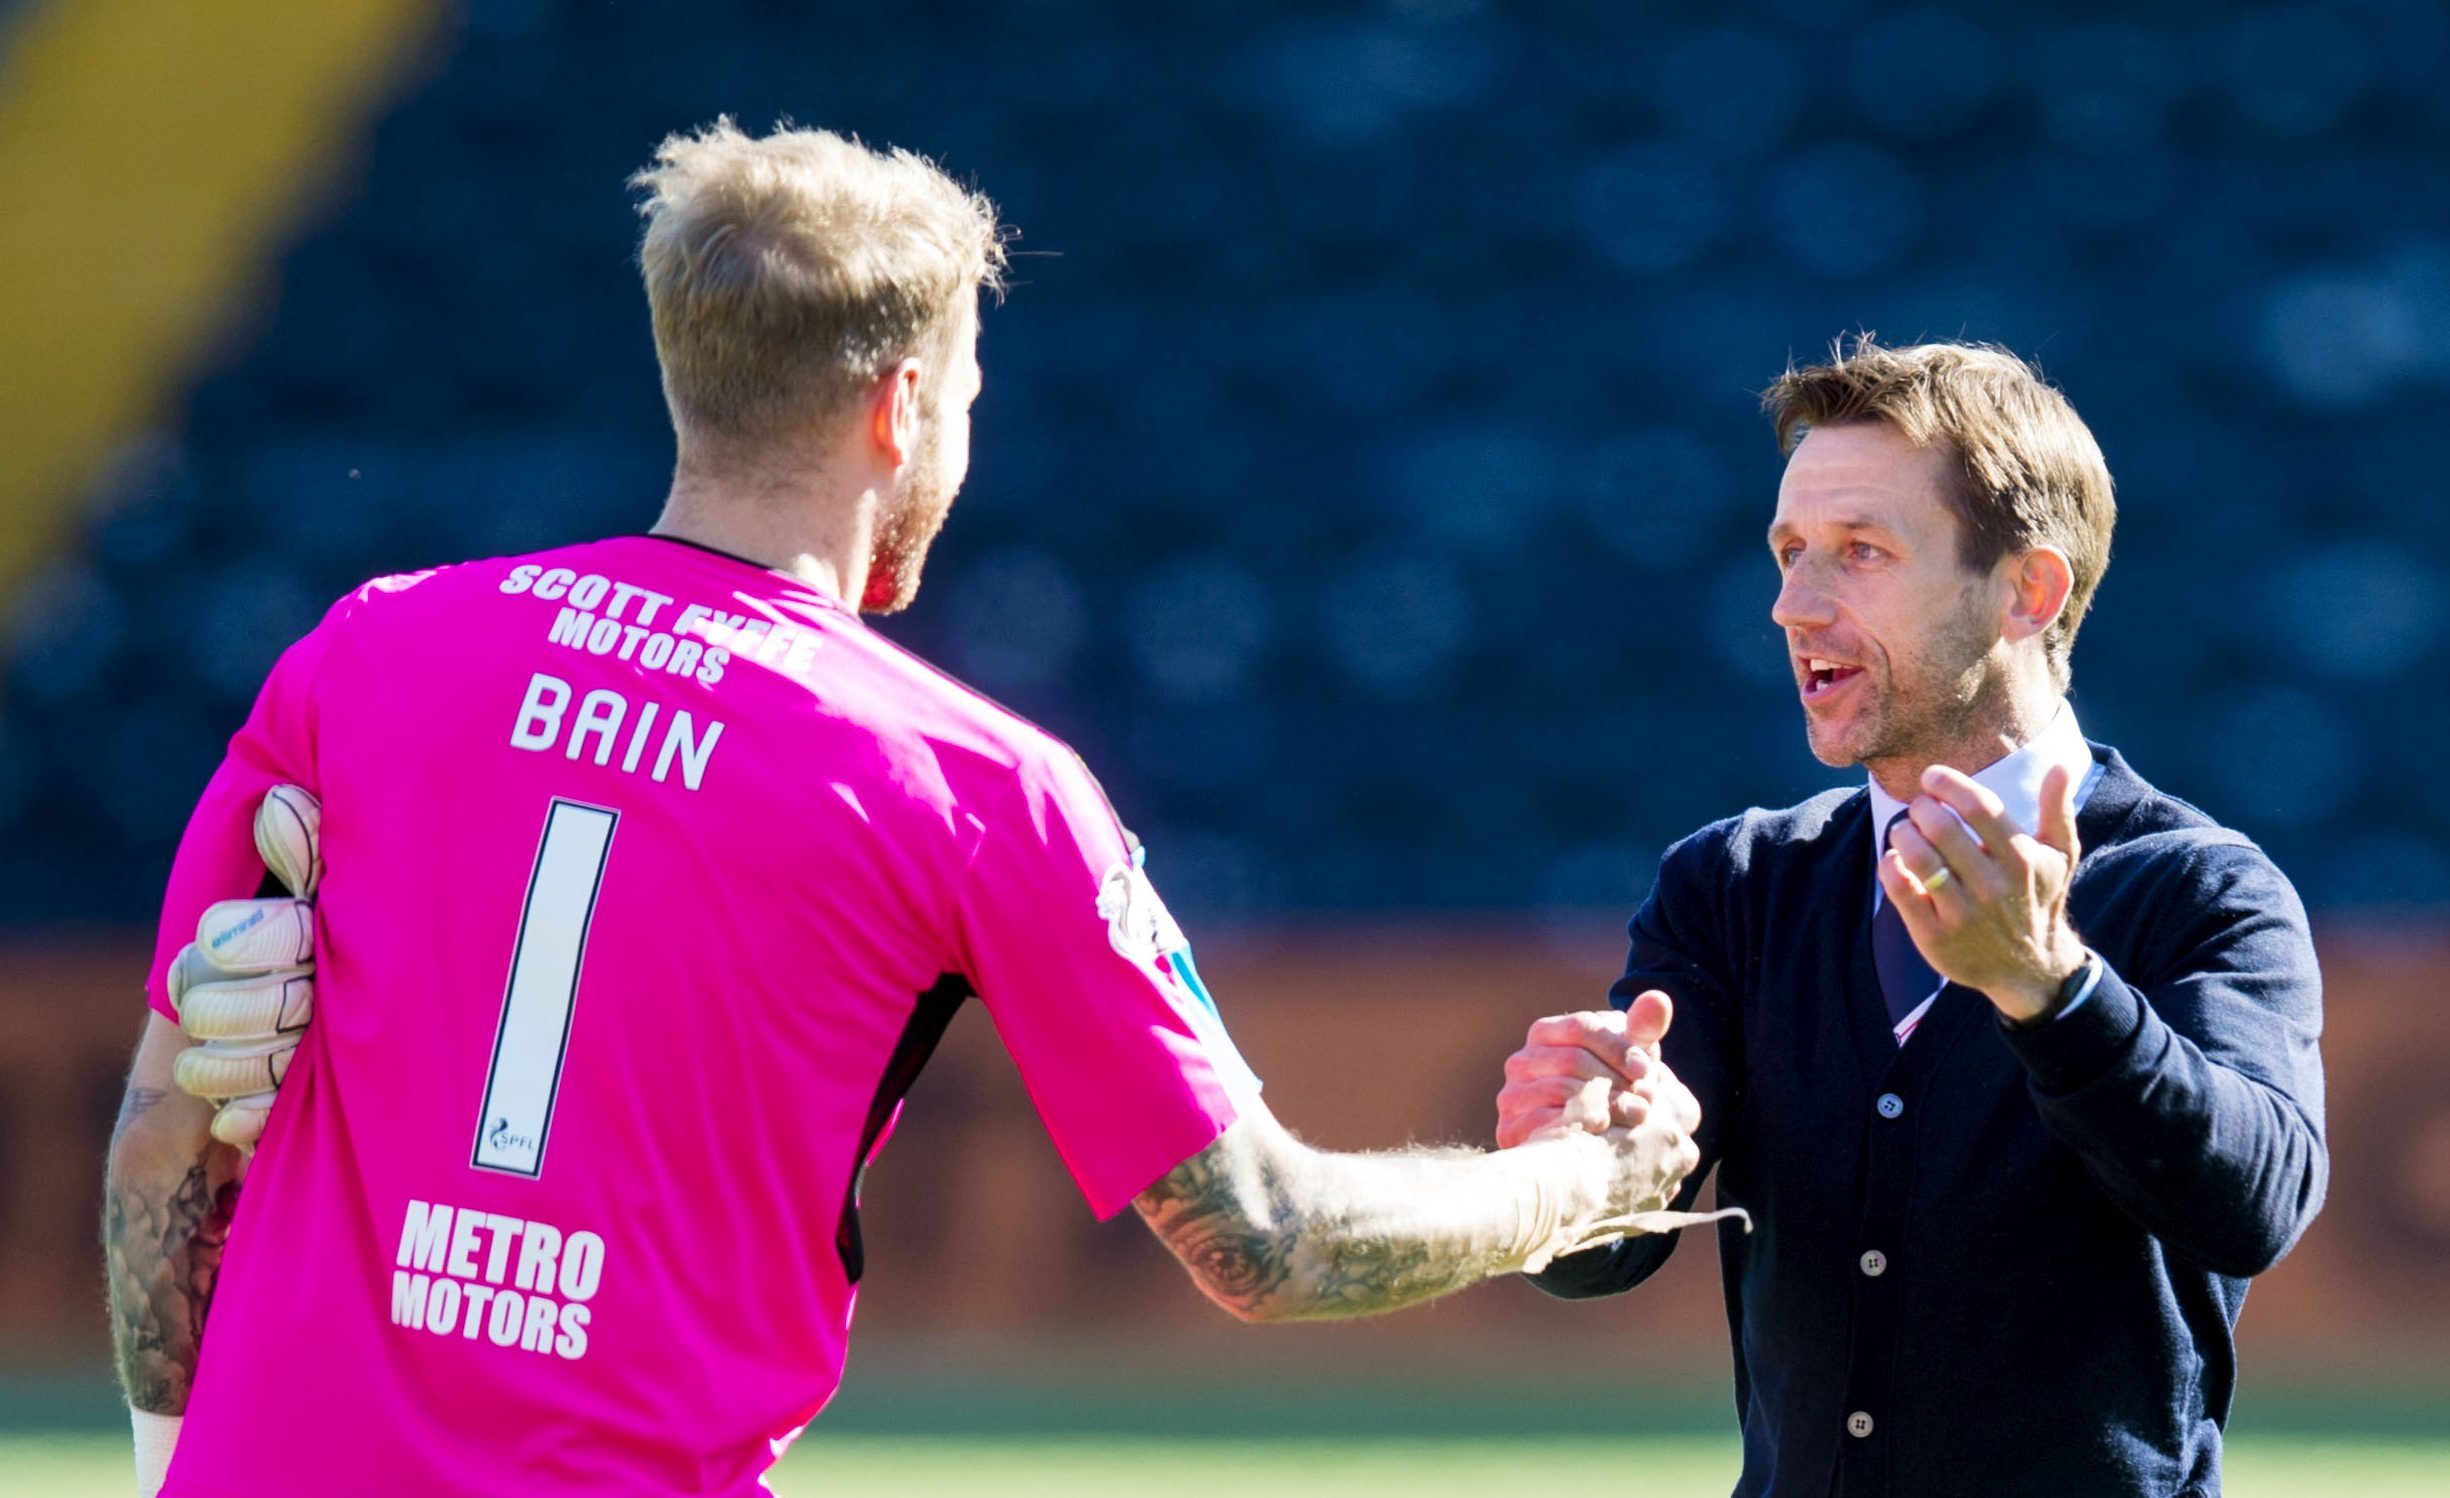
[474,799,618,1177]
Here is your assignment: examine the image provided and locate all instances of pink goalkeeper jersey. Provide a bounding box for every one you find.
[146,535,1259,1498]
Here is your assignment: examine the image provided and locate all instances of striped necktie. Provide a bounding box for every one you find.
[1873,812,1945,1035]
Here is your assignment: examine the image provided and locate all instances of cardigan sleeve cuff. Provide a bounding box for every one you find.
[1998,959,2148,1095]
[1524,1238,1639,1300]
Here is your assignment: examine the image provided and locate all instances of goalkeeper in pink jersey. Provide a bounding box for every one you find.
[103,121,1706,1498]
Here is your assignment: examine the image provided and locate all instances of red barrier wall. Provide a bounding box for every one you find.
[6,924,2444,1385]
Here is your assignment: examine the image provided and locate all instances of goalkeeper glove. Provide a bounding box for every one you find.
[168,785,320,1151]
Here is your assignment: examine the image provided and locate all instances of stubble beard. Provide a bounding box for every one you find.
[860,418,957,615]
[1810,594,2005,779]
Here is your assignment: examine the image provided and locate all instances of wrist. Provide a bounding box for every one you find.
[1510,1132,1612,1273]
[131,1408,182,1497]
[1995,941,2093,1028]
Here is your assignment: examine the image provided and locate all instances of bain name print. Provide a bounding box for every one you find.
[510,673,723,790]
[390,1199,605,1361]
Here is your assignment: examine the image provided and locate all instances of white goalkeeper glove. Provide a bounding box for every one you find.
[168,784,321,1151]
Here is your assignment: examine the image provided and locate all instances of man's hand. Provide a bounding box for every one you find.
[1565,1045,1702,1221]
[1880,763,2089,1024]
[1515,1014,1711,1268]
[1495,990,1675,1149]
[169,786,321,1150]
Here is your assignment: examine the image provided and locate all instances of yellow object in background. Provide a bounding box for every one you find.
[0,0,438,615]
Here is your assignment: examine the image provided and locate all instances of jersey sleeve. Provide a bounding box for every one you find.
[951,747,1262,1219]
[145,597,347,1020]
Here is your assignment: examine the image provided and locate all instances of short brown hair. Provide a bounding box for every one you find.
[632,119,1005,444]
[1762,337,2116,688]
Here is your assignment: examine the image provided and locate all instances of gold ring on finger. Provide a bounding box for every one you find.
[1922,865,1952,893]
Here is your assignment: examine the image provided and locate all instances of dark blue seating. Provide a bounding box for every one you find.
[5,1,2444,921]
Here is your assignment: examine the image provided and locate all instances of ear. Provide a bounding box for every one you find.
[2000,545,2074,645]
[866,358,926,470]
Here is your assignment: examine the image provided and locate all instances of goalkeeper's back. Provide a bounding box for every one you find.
[144,534,1253,1497]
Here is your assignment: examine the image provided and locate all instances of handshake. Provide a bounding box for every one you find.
[1495,991,1740,1267]
[157,785,1732,1271]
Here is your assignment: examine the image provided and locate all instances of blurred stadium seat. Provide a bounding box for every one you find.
[5,0,2449,925]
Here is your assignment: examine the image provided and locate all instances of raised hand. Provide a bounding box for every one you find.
[1878,762,2089,1024]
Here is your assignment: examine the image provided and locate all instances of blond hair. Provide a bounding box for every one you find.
[1762,338,2116,688]
[631,119,1004,444]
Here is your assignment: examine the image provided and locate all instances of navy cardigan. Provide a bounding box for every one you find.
[1531,745,2327,1497]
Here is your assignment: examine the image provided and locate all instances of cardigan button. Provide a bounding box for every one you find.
[1847,1411,1875,1438]
[1876,1092,1905,1119]
[1860,1250,1888,1277]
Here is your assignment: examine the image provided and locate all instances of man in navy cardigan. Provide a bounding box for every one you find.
[1497,339,2326,1497]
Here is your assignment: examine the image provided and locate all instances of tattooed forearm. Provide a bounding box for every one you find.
[105,1134,239,1413]
[1297,1227,1479,1315]
[114,1086,167,1145]
[1134,1137,1296,1313]
[1135,1118,1591,1323]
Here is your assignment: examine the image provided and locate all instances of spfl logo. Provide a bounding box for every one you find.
[1096,857,1187,962]
[488,1117,536,1157]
